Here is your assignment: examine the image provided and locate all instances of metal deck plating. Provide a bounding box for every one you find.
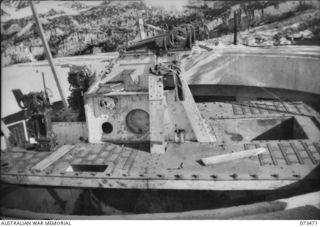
[1,101,319,190]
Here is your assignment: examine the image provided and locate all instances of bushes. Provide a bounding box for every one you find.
[295,3,314,12]
[5,52,32,65]
[34,53,46,61]
[1,45,35,66]
[11,53,32,64]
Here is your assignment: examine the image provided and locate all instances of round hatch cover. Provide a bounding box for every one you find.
[126,109,149,134]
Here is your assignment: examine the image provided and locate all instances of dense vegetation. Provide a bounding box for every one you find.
[1,0,319,66]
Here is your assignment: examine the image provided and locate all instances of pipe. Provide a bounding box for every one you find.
[233,11,238,45]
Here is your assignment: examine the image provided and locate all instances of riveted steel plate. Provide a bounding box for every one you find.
[1,101,319,190]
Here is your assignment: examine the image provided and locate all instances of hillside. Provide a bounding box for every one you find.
[202,5,320,47]
[1,0,319,67]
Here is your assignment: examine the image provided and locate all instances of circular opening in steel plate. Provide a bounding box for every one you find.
[102,122,113,134]
[126,109,149,134]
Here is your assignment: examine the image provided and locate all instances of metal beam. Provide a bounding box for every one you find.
[179,73,217,143]
[29,0,68,110]
[149,75,166,154]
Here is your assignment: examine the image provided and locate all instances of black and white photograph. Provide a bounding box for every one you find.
[0,0,320,222]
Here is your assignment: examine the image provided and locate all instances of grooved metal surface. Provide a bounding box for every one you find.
[232,101,312,116]
[198,101,317,120]
[244,142,320,166]
[1,140,319,190]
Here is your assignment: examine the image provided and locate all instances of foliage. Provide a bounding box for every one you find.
[9,52,32,64]
[295,3,315,12]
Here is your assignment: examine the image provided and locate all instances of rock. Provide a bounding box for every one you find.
[290,23,300,30]
[245,38,254,46]
[299,29,313,39]
[279,37,291,45]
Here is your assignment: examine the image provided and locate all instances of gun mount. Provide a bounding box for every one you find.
[12,89,57,151]
[126,25,196,55]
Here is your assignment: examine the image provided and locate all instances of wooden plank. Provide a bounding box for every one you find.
[179,73,216,143]
[201,148,267,166]
[149,75,165,154]
[31,145,75,172]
